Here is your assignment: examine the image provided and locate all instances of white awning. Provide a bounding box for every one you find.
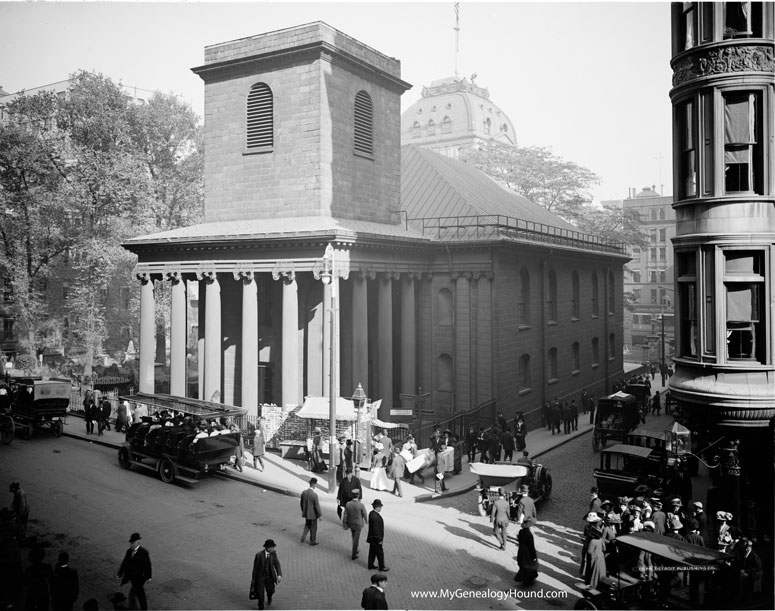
[296,396,358,421]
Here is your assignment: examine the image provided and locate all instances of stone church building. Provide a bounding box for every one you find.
[123,22,628,434]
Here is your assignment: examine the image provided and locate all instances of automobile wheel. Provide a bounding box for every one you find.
[118,447,132,470]
[158,457,176,484]
[592,434,600,452]
[543,473,553,500]
[573,598,599,610]
[52,420,63,437]
[0,419,14,445]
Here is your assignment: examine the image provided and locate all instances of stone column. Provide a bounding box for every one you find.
[400,274,417,400]
[199,270,221,403]
[236,270,258,415]
[276,269,299,408]
[476,272,494,402]
[377,272,395,418]
[138,273,156,394]
[167,272,186,397]
[351,272,370,396]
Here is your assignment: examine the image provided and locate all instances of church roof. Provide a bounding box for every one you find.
[400,145,578,231]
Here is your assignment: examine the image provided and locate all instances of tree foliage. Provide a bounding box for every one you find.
[0,70,203,364]
[459,141,647,248]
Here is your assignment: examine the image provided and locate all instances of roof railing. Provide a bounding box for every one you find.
[406,214,627,254]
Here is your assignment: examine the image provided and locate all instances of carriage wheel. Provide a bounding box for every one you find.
[0,419,14,445]
[158,457,176,484]
[118,447,132,470]
[52,420,63,437]
[592,433,600,452]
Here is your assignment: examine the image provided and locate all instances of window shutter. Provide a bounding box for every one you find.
[246,84,273,149]
[354,91,373,156]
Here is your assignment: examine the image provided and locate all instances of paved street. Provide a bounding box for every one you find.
[2,376,679,610]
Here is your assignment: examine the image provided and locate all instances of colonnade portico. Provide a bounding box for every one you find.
[133,258,421,419]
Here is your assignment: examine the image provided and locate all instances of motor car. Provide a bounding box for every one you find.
[593,392,640,451]
[574,531,734,610]
[593,443,669,500]
[7,377,69,439]
[471,459,552,519]
[117,393,246,484]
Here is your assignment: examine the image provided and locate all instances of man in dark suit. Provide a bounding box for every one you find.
[367,499,389,571]
[117,532,152,610]
[300,477,322,545]
[337,468,363,519]
[250,539,282,610]
[361,573,388,610]
[51,551,79,611]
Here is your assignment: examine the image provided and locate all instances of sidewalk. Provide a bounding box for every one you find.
[62,377,675,505]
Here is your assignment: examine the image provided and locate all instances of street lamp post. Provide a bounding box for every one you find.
[319,244,337,493]
[657,285,674,372]
[351,382,367,467]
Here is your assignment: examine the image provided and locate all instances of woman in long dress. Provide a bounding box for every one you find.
[584,521,607,589]
[514,517,539,585]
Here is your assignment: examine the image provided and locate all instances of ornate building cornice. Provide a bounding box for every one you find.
[672,44,775,87]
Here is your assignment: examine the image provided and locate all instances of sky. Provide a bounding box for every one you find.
[0,1,675,204]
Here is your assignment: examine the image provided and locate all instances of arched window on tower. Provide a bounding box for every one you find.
[427,119,436,136]
[412,121,421,138]
[246,83,273,150]
[354,90,374,156]
[484,117,491,135]
[441,116,452,134]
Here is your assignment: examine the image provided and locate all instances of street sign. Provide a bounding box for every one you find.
[390,409,413,416]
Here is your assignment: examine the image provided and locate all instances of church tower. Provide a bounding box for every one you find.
[192,22,411,224]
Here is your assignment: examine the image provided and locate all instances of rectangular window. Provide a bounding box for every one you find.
[702,92,715,195]
[120,287,130,310]
[683,2,697,49]
[659,271,667,283]
[633,271,641,284]
[650,229,657,244]
[724,91,761,194]
[680,283,698,356]
[659,247,666,261]
[679,99,697,198]
[651,289,658,305]
[724,2,752,38]
[650,248,657,262]
[650,271,658,283]
[659,229,666,243]
[703,248,715,354]
[724,250,765,362]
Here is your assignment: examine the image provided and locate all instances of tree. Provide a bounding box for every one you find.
[459,141,647,247]
[0,94,72,354]
[0,70,204,371]
[460,142,599,219]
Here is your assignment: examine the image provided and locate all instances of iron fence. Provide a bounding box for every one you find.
[406,215,627,254]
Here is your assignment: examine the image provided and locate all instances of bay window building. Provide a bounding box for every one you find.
[669,2,774,536]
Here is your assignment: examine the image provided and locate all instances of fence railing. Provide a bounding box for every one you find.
[406,215,627,255]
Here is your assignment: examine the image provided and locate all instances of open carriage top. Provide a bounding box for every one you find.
[119,392,248,420]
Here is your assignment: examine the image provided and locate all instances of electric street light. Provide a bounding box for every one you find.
[351,382,367,468]
[319,244,337,493]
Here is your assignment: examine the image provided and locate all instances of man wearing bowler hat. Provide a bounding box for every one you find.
[250,539,282,610]
[117,532,152,610]
[366,498,389,571]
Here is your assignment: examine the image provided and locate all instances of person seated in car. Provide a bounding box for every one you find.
[194,421,210,442]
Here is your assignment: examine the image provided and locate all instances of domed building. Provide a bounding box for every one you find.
[400,75,516,158]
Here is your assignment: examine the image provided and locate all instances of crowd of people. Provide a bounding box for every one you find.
[579,485,767,607]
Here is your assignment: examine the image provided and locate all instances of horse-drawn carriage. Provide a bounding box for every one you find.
[592,392,640,452]
[117,393,246,485]
[471,460,552,519]
[6,378,69,439]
